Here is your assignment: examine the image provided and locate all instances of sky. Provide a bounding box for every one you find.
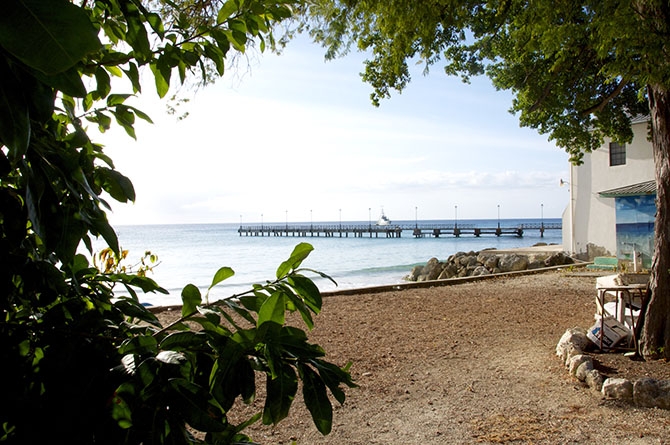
[98,34,570,226]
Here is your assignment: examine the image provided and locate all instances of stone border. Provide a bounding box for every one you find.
[556,328,670,409]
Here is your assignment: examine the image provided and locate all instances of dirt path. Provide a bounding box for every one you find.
[157,270,670,444]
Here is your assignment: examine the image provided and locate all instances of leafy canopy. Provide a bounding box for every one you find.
[300,0,670,162]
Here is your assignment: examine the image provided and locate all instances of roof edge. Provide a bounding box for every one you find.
[599,179,656,197]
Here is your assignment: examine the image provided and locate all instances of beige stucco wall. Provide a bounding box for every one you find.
[563,120,654,258]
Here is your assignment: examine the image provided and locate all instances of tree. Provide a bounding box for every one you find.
[300,0,670,358]
[0,0,353,443]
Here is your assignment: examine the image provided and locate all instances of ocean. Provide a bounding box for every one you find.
[90,218,562,306]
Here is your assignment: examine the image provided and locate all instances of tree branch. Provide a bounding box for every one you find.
[579,78,628,116]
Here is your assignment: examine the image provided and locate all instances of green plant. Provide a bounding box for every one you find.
[0,0,354,442]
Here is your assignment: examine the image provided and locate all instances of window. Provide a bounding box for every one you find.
[609,142,626,166]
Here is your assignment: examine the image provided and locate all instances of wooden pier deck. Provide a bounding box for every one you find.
[237,223,560,238]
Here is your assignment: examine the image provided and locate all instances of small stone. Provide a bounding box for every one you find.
[568,354,592,377]
[586,369,604,391]
[575,360,594,381]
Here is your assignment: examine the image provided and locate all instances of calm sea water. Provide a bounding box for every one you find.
[90,218,561,306]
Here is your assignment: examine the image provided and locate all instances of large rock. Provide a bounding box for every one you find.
[406,248,574,282]
[602,378,634,402]
[438,263,459,280]
[634,378,670,409]
[556,328,590,362]
[545,252,574,267]
[471,265,491,277]
[420,257,444,281]
[458,254,478,268]
[406,265,423,281]
[477,253,498,270]
[498,254,529,272]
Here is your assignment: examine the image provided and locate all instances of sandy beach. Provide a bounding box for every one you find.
[155,268,670,444]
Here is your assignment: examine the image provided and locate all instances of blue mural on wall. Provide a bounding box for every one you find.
[615,194,656,269]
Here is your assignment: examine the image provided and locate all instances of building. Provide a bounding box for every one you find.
[562,116,656,268]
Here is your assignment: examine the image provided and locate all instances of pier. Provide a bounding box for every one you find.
[237,222,561,238]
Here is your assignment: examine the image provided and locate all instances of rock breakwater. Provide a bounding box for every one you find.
[405,249,575,282]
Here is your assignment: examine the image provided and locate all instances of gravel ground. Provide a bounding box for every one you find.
[155,270,670,444]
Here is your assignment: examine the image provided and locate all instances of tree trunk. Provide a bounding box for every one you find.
[641,83,670,359]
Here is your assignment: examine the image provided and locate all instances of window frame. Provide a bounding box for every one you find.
[609,142,626,166]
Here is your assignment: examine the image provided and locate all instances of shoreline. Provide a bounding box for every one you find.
[145,242,570,310]
[150,260,585,314]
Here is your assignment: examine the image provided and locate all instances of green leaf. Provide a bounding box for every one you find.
[122,62,142,93]
[126,105,153,123]
[217,1,239,23]
[97,167,136,203]
[181,284,202,317]
[288,275,323,314]
[119,335,158,355]
[238,293,266,312]
[150,58,171,98]
[94,66,111,98]
[32,65,87,97]
[209,339,251,407]
[311,359,357,405]
[159,331,207,350]
[90,210,120,254]
[114,298,160,326]
[0,0,101,74]
[211,357,256,411]
[203,42,225,76]
[111,390,133,429]
[197,307,222,326]
[0,58,30,158]
[123,6,151,59]
[283,289,314,330]
[277,326,325,359]
[276,243,314,279]
[301,365,333,435]
[105,65,123,78]
[185,316,227,336]
[263,364,297,425]
[107,94,132,106]
[112,105,137,139]
[118,274,167,294]
[209,266,234,290]
[88,111,112,132]
[227,29,248,52]
[168,379,227,432]
[257,291,285,327]
[210,28,231,55]
[144,12,164,37]
[221,298,257,325]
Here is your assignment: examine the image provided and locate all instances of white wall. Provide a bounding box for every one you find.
[565,120,654,257]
